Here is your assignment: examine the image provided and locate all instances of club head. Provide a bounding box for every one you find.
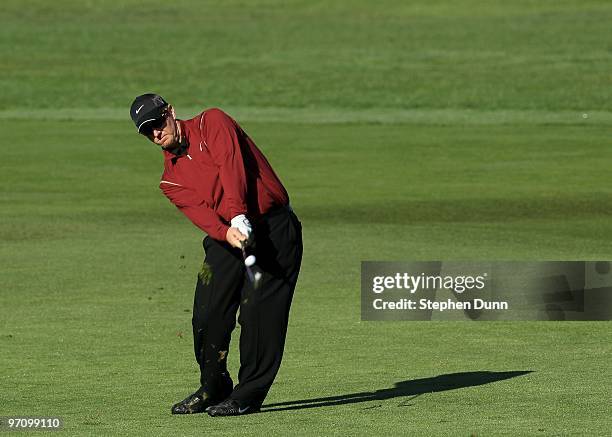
[253,271,263,289]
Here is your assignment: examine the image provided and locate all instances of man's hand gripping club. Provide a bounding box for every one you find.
[226,214,253,248]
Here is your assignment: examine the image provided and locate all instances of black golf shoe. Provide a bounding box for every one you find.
[171,391,221,415]
[206,399,260,417]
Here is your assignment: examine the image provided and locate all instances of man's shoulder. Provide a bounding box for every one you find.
[202,107,235,125]
[183,107,235,134]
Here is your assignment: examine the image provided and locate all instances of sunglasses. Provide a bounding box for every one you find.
[140,110,168,136]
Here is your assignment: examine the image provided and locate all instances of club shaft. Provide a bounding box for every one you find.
[241,246,256,284]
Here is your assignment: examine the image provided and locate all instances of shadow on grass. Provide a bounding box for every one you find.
[261,370,532,413]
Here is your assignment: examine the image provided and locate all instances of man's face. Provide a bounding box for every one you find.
[142,105,180,149]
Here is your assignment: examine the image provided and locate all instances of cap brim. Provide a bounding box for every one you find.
[137,118,159,133]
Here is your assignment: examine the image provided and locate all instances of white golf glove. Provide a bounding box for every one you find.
[230,214,253,245]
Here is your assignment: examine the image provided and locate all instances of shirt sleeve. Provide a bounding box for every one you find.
[204,109,248,218]
[160,180,230,241]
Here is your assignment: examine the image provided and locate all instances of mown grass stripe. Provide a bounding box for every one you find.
[1,107,611,126]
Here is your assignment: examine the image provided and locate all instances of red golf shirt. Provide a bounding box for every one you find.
[159,108,289,241]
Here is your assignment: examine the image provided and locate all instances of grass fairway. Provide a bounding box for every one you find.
[1,0,612,436]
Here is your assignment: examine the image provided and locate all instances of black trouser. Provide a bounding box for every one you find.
[192,206,303,408]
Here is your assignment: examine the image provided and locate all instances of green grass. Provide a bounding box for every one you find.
[1,0,612,435]
[1,119,611,435]
[1,0,612,110]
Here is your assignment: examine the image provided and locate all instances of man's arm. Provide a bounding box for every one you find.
[204,109,249,219]
[202,108,255,244]
[160,180,230,241]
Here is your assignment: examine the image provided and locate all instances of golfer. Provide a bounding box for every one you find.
[130,94,303,416]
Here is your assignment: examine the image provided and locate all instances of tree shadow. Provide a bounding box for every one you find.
[261,370,532,413]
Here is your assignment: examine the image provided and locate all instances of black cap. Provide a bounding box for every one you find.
[130,93,168,132]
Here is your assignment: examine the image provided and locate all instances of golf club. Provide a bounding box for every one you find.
[241,241,262,289]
